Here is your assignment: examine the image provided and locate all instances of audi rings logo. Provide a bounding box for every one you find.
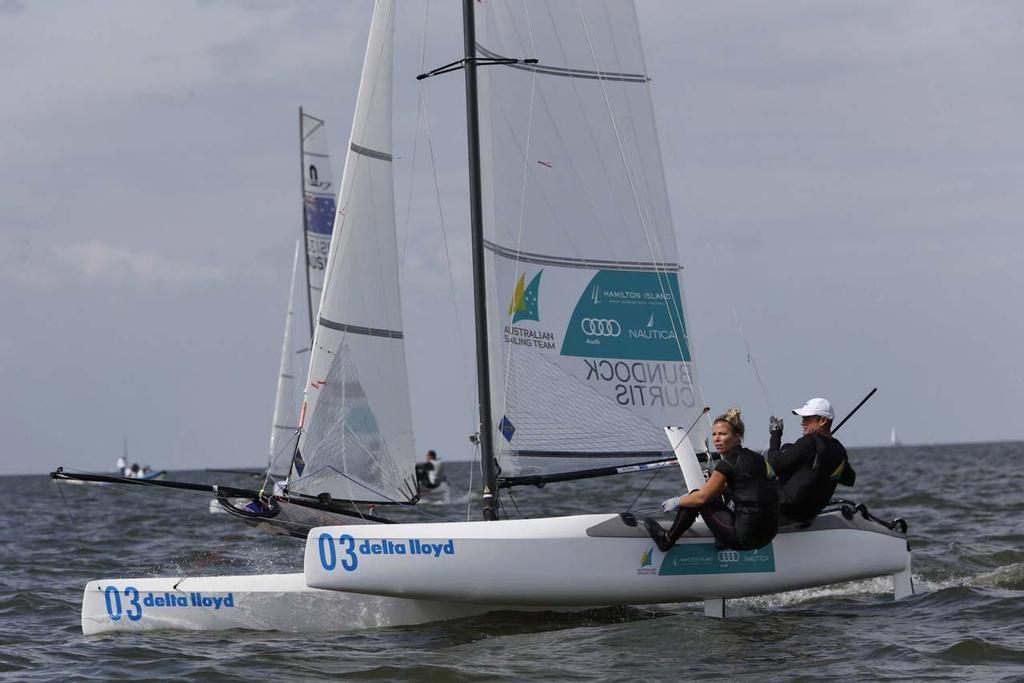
[580,318,621,337]
[717,550,740,563]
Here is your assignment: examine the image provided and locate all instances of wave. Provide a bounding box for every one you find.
[935,638,1024,664]
[974,562,1024,590]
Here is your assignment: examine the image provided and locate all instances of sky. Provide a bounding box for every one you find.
[1,1,1021,475]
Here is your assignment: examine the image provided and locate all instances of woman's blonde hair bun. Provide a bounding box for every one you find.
[714,407,745,438]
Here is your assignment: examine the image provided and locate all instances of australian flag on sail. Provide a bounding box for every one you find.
[499,416,516,443]
[292,448,306,476]
[304,195,337,236]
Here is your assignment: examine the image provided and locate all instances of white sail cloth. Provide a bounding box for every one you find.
[292,0,415,504]
[268,241,304,465]
[476,1,706,478]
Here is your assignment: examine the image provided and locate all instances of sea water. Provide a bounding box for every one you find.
[3,442,1023,681]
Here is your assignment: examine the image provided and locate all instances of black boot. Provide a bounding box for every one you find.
[643,518,674,552]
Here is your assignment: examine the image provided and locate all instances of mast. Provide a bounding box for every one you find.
[462,0,498,521]
[298,106,315,342]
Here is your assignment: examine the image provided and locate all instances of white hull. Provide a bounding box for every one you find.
[305,510,911,605]
[81,573,511,636]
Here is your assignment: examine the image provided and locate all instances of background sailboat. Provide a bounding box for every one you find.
[214,24,420,533]
[57,107,403,532]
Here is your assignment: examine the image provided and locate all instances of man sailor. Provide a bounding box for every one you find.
[116,456,127,476]
[415,450,445,490]
[767,397,855,524]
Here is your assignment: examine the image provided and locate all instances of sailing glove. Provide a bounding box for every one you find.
[769,416,784,435]
[661,496,682,513]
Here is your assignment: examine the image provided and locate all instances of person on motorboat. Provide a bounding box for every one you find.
[415,450,445,490]
[767,397,855,524]
[643,408,780,552]
[116,456,127,476]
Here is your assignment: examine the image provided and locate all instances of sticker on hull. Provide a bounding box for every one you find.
[658,543,775,575]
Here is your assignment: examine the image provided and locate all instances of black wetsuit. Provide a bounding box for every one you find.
[415,461,440,490]
[660,445,780,551]
[767,432,853,523]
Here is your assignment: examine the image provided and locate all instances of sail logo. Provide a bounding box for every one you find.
[628,309,679,342]
[580,318,621,337]
[504,269,555,351]
[508,271,543,323]
[638,546,657,575]
[561,270,691,362]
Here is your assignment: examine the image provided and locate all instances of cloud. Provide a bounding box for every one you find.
[0,0,25,15]
[6,240,225,289]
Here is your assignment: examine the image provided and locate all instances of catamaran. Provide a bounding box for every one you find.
[305,0,914,618]
[75,0,913,634]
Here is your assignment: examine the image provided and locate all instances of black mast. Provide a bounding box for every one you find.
[298,106,316,342]
[462,0,498,521]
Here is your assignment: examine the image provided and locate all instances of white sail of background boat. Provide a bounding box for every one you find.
[268,108,339,475]
[306,0,914,617]
[266,241,304,472]
[265,109,342,466]
[58,23,413,536]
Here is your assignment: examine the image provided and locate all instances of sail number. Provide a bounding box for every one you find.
[316,533,457,573]
[318,532,358,572]
[104,585,143,622]
[100,586,237,622]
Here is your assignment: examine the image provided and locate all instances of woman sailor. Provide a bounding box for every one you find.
[643,408,780,552]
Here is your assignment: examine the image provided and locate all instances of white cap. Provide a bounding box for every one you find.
[792,397,834,420]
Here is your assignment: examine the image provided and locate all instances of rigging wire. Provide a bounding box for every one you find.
[733,308,774,417]
[55,480,83,544]
[496,0,540,498]
[398,0,430,271]
[574,1,705,431]
[466,440,478,522]
[313,466,448,521]
[415,0,483,498]
[506,485,522,519]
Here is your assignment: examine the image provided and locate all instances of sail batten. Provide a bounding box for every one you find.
[484,239,681,272]
[318,317,403,339]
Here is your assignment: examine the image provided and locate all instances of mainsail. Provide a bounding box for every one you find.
[290,0,415,504]
[475,2,706,481]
